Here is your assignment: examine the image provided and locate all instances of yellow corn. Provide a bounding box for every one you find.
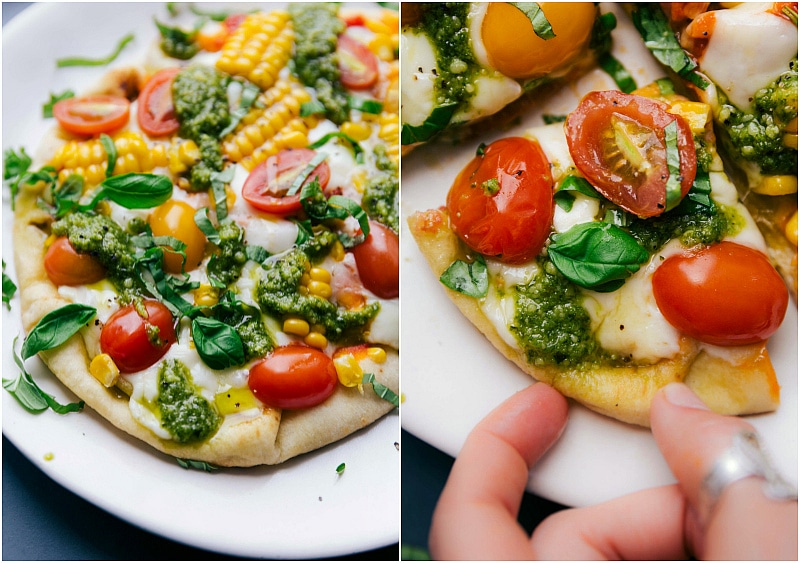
[783,133,798,150]
[753,175,798,196]
[341,121,372,142]
[309,267,331,283]
[283,317,310,336]
[330,240,346,262]
[216,11,294,90]
[378,112,400,165]
[307,280,333,299]
[367,347,387,364]
[333,353,364,389]
[90,353,119,388]
[351,168,368,194]
[368,32,395,62]
[304,331,328,349]
[338,290,367,311]
[785,210,798,246]
[668,101,711,134]
[215,387,260,415]
[193,284,219,307]
[49,132,198,187]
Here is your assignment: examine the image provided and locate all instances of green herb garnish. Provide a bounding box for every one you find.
[42,90,75,118]
[3,261,17,310]
[362,373,400,407]
[401,103,458,145]
[440,255,488,298]
[191,316,246,370]
[509,3,556,40]
[56,33,134,67]
[598,53,637,93]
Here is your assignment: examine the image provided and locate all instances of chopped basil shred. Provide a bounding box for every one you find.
[42,90,74,118]
[598,53,637,93]
[56,33,134,67]
[336,462,346,475]
[663,120,683,212]
[2,261,16,310]
[287,152,329,196]
[362,373,400,407]
[509,3,556,40]
[177,458,219,471]
[99,134,117,177]
[308,131,364,162]
[401,103,459,145]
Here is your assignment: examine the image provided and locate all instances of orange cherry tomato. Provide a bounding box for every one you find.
[100,300,177,373]
[652,242,788,346]
[337,34,379,90]
[44,236,106,286]
[446,137,554,264]
[137,68,180,137]
[148,200,207,274]
[350,221,399,299]
[248,345,337,409]
[53,95,130,136]
[242,148,331,216]
[565,90,697,218]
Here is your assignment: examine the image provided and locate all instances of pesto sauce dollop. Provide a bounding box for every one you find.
[157,359,221,443]
[362,146,399,232]
[289,3,349,125]
[172,65,231,191]
[718,59,798,175]
[207,220,248,287]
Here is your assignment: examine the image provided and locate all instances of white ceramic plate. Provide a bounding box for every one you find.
[2,3,398,559]
[400,3,798,508]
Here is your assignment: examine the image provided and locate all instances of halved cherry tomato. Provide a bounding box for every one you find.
[241,148,330,216]
[148,200,207,274]
[44,237,106,286]
[350,221,399,299]
[137,68,180,137]
[446,137,554,264]
[565,90,697,219]
[652,241,788,346]
[248,345,337,409]
[100,300,177,373]
[53,95,131,136]
[337,34,379,90]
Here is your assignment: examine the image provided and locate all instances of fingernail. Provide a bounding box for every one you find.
[662,383,711,411]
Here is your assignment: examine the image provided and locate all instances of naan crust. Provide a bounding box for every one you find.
[13,130,398,469]
[408,208,780,426]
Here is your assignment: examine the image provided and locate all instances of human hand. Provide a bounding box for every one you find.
[429,382,797,560]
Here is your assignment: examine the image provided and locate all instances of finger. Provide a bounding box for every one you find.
[650,382,798,560]
[429,383,569,560]
[530,484,689,560]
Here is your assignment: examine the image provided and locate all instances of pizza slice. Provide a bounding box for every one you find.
[409,82,788,426]
[7,3,399,466]
[630,2,798,296]
[400,2,617,153]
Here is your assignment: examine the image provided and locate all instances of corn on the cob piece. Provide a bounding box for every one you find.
[378,112,400,165]
[49,132,199,187]
[216,11,294,91]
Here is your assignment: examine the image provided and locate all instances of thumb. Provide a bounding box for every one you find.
[650,382,797,560]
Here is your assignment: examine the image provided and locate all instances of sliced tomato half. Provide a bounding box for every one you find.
[565,90,697,218]
[137,67,180,137]
[53,95,131,136]
[337,34,379,90]
[241,148,331,216]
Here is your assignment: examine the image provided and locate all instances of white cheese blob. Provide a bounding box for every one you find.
[400,30,438,127]
[698,3,798,111]
[479,258,540,350]
[452,72,522,124]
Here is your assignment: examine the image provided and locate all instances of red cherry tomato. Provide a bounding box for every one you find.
[44,237,106,286]
[351,221,399,299]
[137,68,180,137]
[446,137,554,264]
[337,34,379,89]
[652,241,788,346]
[248,345,337,409]
[241,148,331,216]
[53,95,130,136]
[565,90,697,218]
[100,300,177,373]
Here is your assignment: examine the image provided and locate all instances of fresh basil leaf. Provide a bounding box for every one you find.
[210,167,234,220]
[328,195,371,238]
[542,114,566,124]
[154,18,200,60]
[655,77,675,96]
[598,53,637,93]
[219,81,260,138]
[440,255,488,298]
[3,261,16,310]
[401,103,458,145]
[99,134,117,178]
[42,90,75,118]
[308,132,364,162]
[3,147,32,210]
[56,33,134,67]
[589,11,617,54]
[300,100,326,117]
[688,171,713,208]
[287,152,329,196]
[192,316,245,370]
[86,173,173,210]
[21,304,97,360]
[632,5,709,90]
[52,174,84,218]
[348,95,383,114]
[135,247,199,316]
[194,208,221,244]
[176,458,219,471]
[509,3,556,40]
[548,222,649,292]
[245,244,269,264]
[554,175,601,212]
[663,120,683,212]
[362,372,400,408]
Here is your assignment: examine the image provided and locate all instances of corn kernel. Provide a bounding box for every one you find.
[90,353,120,387]
[333,354,363,388]
[337,290,367,311]
[304,331,328,349]
[668,101,710,134]
[280,130,308,149]
[194,284,219,307]
[283,317,310,336]
[786,211,798,246]
[367,347,387,364]
[307,280,333,299]
[783,133,798,150]
[309,267,331,283]
[753,175,798,196]
[330,240,345,262]
[341,121,372,141]
[215,387,260,415]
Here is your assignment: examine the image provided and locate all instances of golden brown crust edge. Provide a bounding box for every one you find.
[408,208,780,427]
[13,187,398,467]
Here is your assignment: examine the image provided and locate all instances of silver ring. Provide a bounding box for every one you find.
[699,430,797,524]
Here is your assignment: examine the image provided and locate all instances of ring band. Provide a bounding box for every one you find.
[699,430,798,524]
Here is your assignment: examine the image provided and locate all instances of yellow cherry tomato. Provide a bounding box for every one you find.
[149,200,207,274]
[482,2,596,79]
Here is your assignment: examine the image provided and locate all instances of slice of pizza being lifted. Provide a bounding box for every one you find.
[409,81,789,426]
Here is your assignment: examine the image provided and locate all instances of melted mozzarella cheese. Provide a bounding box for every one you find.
[400,30,439,127]
[479,258,540,349]
[452,73,522,124]
[698,3,797,111]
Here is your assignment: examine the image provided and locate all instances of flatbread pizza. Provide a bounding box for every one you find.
[406,3,792,427]
[6,3,399,466]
